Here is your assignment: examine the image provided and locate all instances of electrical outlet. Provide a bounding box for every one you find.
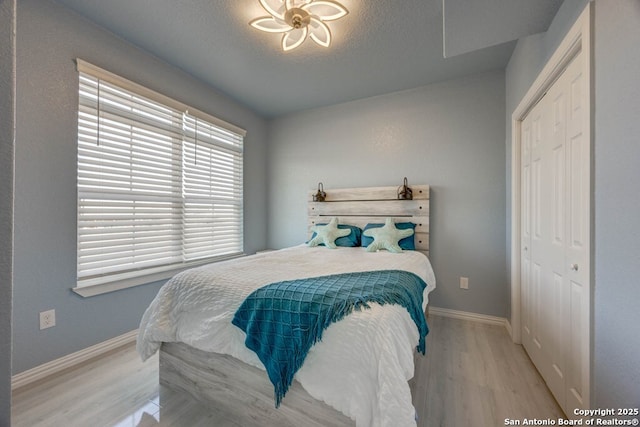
[460,277,469,290]
[39,309,56,330]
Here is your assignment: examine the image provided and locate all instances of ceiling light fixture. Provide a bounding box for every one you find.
[250,0,348,52]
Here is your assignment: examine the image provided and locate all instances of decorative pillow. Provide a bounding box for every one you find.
[307,217,352,249]
[309,223,362,247]
[362,218,415,253]
[362,221,416,250]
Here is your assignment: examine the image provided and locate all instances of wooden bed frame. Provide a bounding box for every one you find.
[159,184,431,425]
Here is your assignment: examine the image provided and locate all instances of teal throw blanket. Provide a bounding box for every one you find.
[232,269,429,407]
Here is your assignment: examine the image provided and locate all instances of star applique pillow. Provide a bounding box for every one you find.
[362,218,414,253]
[307,217,351,249]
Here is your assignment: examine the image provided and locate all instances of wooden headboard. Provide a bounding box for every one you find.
[308,185,430,256]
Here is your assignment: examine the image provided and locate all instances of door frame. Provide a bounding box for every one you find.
[509,2,592,404]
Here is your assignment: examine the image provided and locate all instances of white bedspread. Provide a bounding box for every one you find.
[137,245,436,427]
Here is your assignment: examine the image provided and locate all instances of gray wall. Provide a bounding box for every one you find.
[12,0,268,373]
[593,0,640,408]
[268,71,508,317]
[1,0,16,423]
[506,0,640,408]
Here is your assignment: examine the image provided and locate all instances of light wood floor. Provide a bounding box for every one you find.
[12,315,563,427]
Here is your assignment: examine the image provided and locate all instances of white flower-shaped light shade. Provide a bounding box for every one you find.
[250,0,348,51]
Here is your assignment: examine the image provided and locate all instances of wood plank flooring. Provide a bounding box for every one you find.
[12,315,563,427]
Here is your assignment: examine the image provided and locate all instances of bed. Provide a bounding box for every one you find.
[137,185,435,427]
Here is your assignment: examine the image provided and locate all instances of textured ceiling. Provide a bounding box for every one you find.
[52,0,561,118]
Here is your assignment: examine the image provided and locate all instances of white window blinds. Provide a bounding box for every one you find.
[76,60,244,288]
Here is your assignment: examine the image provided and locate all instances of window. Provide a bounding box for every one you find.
[76,60,244,290]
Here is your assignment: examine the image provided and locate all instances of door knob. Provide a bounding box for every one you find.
[570,263,579,271]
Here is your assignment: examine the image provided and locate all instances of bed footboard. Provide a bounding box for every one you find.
[159,342,354,427]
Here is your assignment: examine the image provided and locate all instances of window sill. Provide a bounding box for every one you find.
[72,253,246,298]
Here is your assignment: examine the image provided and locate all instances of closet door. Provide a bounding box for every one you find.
[563,50,589,412]
[520,95,550,378]
[544,53,571,410]
[520,50,589,415]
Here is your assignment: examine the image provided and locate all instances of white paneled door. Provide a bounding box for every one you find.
[520,50,590,415]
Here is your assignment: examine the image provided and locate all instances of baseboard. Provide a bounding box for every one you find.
[429,306,508,329]
[11,329,138,390]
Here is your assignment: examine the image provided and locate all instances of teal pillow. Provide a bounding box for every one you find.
[362,222,416,250]
[309,224,362,247]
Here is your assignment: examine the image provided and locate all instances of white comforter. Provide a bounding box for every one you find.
[137,245,436,427]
